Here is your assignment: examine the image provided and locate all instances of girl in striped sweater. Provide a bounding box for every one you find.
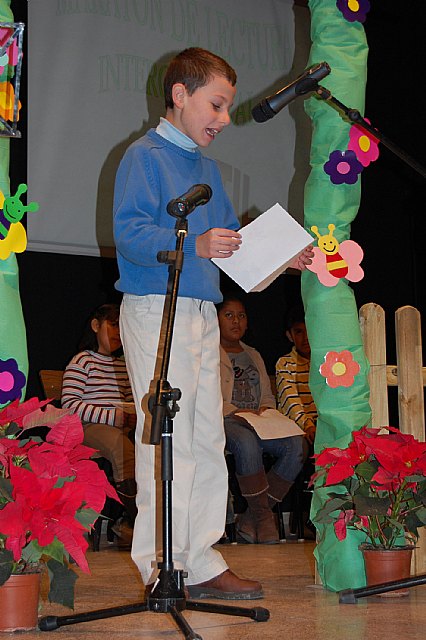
[62,303,136,545]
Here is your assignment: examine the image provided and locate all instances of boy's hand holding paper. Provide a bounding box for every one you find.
[212,203,313,293]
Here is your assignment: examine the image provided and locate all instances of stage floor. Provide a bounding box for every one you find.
[26,538,426,639]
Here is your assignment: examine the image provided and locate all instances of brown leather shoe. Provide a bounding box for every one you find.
[186,569,263,600]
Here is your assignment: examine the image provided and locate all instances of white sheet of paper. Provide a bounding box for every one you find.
[212,203,313,293]
[235,408,304,440]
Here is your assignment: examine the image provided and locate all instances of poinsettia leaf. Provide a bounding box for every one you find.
[47,559,78,608]
[45,413,84,450]
[348,476,360,493]
[75,507,100,531]
[0,477,12,502]
[326,491,349,500]
[315,497,353,522]
[25,539,64,565]
[354,494,391,515]
[41,538,68,564]
[412,506,426,525]
[21,539,43,564]
[0,548,14,586]
[355,481,372,497]
[383,518,406,546]
[4,421,20,436]
[20,404,69,431]
[0,398,50,428]
[404,474,426,483]
[355,461,377,482]
[54,476,76,489]
[405,511,422,532]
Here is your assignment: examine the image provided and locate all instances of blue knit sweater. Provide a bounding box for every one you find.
[113,129,239,302]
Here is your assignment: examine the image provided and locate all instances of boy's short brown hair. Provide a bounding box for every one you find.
[164,47,237,109]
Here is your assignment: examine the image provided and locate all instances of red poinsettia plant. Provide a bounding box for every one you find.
[312,426,426,550]
[0,398,119,607]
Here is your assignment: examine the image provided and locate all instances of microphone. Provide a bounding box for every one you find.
[251,61,331,123]
[166,184,212,217]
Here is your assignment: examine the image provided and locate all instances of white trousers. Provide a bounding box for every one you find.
[120,294,229,585]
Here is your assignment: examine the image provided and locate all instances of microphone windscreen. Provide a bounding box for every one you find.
[251,100,275,123]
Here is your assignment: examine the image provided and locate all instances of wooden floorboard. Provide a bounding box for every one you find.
[22,538,426,639]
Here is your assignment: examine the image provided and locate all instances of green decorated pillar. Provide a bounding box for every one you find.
[0,0,28,405]
[302,0,372,590]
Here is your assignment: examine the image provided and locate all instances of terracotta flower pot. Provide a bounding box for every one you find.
[0,572,41,632]
[362,547,413,598]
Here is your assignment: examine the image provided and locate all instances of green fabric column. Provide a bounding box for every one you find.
[302,0,371,590]
[0,0,28,405]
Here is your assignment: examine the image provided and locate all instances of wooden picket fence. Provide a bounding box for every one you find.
[359,303,426,573]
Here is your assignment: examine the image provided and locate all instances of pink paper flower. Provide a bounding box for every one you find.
[320,350,360,388]
[348,120,380,167]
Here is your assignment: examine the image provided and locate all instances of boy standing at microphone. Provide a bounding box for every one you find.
[114,47,311,599]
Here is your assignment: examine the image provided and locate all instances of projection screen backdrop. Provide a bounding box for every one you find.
[27,0,311,257]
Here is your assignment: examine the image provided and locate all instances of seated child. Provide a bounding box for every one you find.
[276,304,317,461]
[61,303,136,546]
[218,294,304,544]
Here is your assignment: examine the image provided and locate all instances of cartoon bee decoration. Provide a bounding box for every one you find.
[306,223,364,287]
[0,184,39,261]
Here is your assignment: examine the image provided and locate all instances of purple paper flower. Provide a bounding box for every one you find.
[336,0,371,23]
[0,358,26,404]
[324,150,363,185]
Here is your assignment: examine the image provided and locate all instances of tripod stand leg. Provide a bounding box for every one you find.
[170,606,202,640]
[39,602,149,630]
[339,573,426,603]
[186,600,270,621]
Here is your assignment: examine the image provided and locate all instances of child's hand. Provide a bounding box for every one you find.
[196,228,242,259]
[114,408,126,427]
[304,424,316,444]
[289,245,314,271]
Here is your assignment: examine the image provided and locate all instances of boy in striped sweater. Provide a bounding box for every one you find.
[276,305,317,459]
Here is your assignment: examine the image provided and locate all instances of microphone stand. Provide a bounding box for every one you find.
[313,84,426,178]
[39,202,269,639]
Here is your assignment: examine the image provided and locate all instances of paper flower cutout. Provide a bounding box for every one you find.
[348,120,380,167]
[308,223,364,286]
[0,184,39,260]
[0,52,8,74]
[0,28,19,75]
[336,0,371,24]
[0,358,26,404]
[324,150,363,184]
[0,81,21,122]
[320,350,360,388]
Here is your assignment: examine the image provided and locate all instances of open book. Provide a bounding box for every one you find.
[212,203,312,292]
[235,408,304,440]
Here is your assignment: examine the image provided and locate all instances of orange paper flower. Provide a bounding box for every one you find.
[320,350,360,388]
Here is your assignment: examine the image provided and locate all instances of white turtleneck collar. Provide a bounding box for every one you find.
[156,117,197,152]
